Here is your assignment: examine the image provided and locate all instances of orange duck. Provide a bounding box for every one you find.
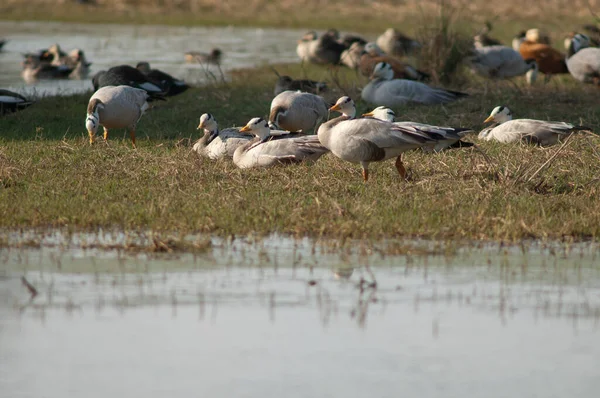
[518,40,568,80]
[359,43,430,81]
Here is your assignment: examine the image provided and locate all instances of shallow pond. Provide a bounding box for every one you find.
[0,21,303,96]
[1,232,599,397]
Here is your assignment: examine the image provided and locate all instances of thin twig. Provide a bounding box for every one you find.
[526,134,575,183]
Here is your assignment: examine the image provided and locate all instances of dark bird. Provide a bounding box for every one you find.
[92,65,167,101]
[272,70,327,96]
[0,89,34,116]
[136,62,189,96]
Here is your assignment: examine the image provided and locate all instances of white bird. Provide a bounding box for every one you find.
[361,62,468,107]
[468,45,538,85]
[233,118,329,169]
[479,106,591,146]
[376,28,421,56]
[193,113,252,159]
[269,90,329,133]
[362,106,474,152]
[318,96,439,181]
[85,85,151,148]
[566,33,600,85]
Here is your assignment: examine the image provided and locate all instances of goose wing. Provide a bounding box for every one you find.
[377,80,462,105]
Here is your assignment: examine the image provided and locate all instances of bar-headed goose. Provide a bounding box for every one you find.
[468,45,538,84]
[269,90,329,133]
[86,85,152,148]
[193,113,252,159]
[479,106,591,146]
[92,65,167,100]
[0,89,34,115]
[566,33,600,85]
[136,62,189,96]
[361,62,467,107]
[233,118,329,169]
[318,96,440,181]
[362,106,474,152]
[376,28,421,57]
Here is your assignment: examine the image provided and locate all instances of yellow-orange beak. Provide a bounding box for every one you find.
[483,116,495,123]
[362,111,374,117]
[239,125,251,133]
[329,104,341,112]
[196,122,205,130]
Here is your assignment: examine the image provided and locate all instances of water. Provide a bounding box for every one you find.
[0,21,303,96]
[1,232,599,397]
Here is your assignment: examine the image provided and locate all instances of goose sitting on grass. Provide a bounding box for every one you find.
[233,118,329,169]
[362,106,474,152]
[193,113,252,160]
[479,106,591,146]
[318,96,443,181]
[359,43,430,81]
[467,45,538,86]
[136,62,189,96]
[269,90,329,133]
[86,85,153,148]
[361,62,468,107]
[0,89,34,115]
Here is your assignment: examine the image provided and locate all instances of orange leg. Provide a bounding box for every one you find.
[128,127,136,148]
[395,155,407,180]
[88,130,95,145]
[362,168,369,182]
[103,127,109,142]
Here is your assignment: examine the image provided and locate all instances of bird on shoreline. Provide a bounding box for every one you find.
[184,48,222,65]
[86,85,152,148]
[479,105,591,146]
[0,89,34,115]
[136,62,189,96]
[233,117,329,169]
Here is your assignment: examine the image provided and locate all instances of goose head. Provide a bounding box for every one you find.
[197,113,219,143]
[484,106,512,124]
[362,106,395,122]
[364,42,384,56]
[240,117,271,143]
[371,62,394,81]
[298,31,318,43]
[85,111,100,139]
[567,33,591,57]
[136,62,151,74]
[329,96,356,118]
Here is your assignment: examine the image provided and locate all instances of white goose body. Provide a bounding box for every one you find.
[363,106,474,152]
[468,45,538,83]
[233,118,329,169]
[318,97,437,181]
[269,90,329,133]
[479,106,589,146]
[85,85,150,147]
[362,63,467,107]
[193,113,252,160]
[566,34,600,84]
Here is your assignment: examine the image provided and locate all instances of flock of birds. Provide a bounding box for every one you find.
[2,24,600,181]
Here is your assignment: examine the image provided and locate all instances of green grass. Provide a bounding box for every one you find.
[2,62,600,242]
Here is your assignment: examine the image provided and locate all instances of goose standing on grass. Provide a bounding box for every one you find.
[184,48,222,65]
[269,90,329,133]
[0,89,34,116]
[92,65,167,99]
[318,96,441,181]
[233,118,329,169]
[479,106,591,146]
[376,28,421,57]
[273,75,327,96]
[136,62,189,96]
[565,33,600,85]
[518,40,569,80]
[467,45,538,85]
[362,62,467,107]
[193,113,252,159]
[362,106,474,151]
[85,85,153,148]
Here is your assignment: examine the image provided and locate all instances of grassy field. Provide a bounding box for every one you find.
[2,60,600,242]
